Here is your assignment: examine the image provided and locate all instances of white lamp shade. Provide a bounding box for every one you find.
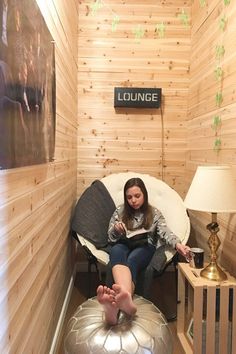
[184,165,236,213]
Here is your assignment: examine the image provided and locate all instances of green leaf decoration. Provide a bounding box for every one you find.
[111,15,120,32]
[214,66,223,81]
[90,0,103,15]
[215,45,225,60]
[224,0,230,5]
[219,16,227,31]
[214,138,222,152]
[199,0,206,7]
[212,115,222,130]
[215,92,223,107]
[178,9,190,27]
[133,25,145,43]
[155,22,166,38]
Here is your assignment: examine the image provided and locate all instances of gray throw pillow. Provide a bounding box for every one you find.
[71,180,116,248]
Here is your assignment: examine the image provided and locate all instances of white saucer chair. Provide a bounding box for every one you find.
[71,172,190,317]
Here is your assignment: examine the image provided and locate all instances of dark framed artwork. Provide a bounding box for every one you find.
[0,0,56,169]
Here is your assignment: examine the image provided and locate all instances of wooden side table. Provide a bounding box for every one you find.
[177,262,236,354]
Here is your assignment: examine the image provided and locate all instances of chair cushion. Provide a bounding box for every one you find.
[71,180,116,248]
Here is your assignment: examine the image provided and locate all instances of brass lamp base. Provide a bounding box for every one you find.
[200,261,227,281]
[200,218,227,282]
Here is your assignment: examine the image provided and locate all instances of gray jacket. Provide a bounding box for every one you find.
[108,204,181,250]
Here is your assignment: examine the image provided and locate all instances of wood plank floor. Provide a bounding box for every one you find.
[56,271,185,354]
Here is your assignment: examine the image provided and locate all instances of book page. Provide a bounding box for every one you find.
[126,227,150,239]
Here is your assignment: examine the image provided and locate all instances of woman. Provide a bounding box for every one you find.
[97,177,190,325]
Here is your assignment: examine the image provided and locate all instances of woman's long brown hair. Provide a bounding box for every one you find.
[122,177,153,230]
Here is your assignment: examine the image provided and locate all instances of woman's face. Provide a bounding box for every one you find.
[126,186,144,210]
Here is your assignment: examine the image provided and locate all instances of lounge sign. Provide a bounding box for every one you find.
[114,87,162,108]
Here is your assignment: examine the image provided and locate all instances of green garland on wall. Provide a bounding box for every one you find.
[186,0,230,153]
[178,9,190,27]
[89,0,191,41]
[90,0,103,15]
[212,115,222,151]
[199,0,206,7]
[133,25,145,43]
[155,22,166,38]
[111,15,120,32]
[219,15,227,31]
[212,0,230,152]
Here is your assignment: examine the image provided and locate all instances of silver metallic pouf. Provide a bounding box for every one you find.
[64,295,173,354]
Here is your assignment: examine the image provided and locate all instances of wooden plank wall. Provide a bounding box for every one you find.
[77,0,192,198]
[78,0,236,276]
[0,0,78,353]
[187,0,236,275]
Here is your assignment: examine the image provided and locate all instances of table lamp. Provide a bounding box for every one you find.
[184,165,236,281]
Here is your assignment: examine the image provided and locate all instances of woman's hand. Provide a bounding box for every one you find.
[175,243,191,258]
[114,222,126,237]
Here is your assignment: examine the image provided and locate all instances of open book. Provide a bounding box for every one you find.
[125,227,150,239]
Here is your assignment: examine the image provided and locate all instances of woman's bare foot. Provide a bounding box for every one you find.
[97,285,118,325]
[112,284,137,316]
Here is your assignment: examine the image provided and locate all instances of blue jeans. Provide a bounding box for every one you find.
[109,242,156,284]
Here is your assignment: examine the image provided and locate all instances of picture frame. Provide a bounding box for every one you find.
[0,0,56,169]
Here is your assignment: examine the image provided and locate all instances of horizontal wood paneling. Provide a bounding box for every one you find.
[0,0,78,353]
[1,1,236,352]
[186,0,236,276]
[77,0,191,197]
